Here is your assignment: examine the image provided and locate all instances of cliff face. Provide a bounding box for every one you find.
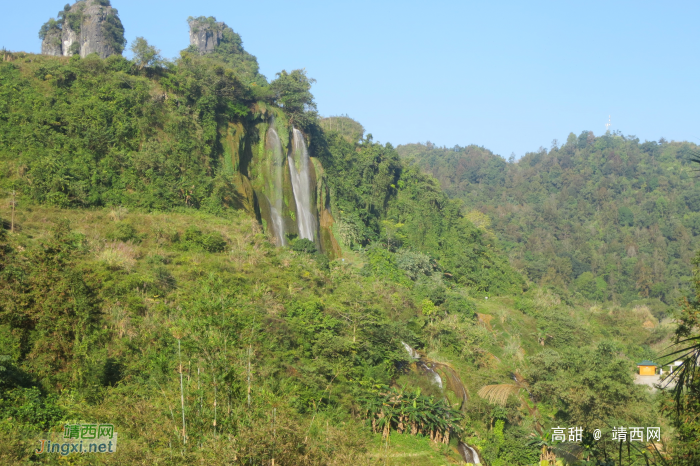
[188,18,225,54]
[41,29,63,56]
[60,23,80,57]
[40,0,125,58]
[36,7,333,252]
[223,104,340,255]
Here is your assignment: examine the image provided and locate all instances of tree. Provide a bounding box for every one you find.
[421,298,438,322]
[618,206,634,226]
[130,37,163,70]
[38,18,61,40]
[662,253,700,462]
[270,69,318,127]
[527,344,646,429]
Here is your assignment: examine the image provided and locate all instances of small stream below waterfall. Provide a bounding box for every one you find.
[401,341,481,464]
[419,361,443,389]
[459,442,482,464]
[402,341,443,388]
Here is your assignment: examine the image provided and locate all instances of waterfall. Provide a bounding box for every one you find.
[289,128,316,241]
[401,341,420,360]
[420,362,443,389]
[401,342,443,388]
[459,442,481,464]
[401,341,478,463]
[267,126,286,246]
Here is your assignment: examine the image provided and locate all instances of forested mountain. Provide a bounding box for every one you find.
[0,44,530,464]
[0,9,695,464]
[398,135,700,307]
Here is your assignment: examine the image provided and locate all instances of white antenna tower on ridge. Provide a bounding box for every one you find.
[605,115,611,133]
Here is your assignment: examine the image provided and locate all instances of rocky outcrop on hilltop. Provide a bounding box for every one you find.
[39,0,126,58]
[41,24,63,56]
[187,17,226,54]
[186,16,263,84]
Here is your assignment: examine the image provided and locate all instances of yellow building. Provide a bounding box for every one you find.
[637,360,657,376]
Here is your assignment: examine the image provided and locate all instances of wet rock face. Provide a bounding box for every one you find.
[40,0,125,58]
[188,19,225,54]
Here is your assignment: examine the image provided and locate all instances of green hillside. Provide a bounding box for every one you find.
[398,136,700,308]
[0,205,667,465]
[0,25,693,466]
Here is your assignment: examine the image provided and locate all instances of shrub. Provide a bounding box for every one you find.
[0,387,63,429]
[360,243,409,285]
[152,265,176,292]
[335,219,362,248]
[442,292,475,318]
[64,4,85,35]
[575,272,607,301]
[69,42,81,56]
[99,241,138,270]
[396,249,432,280]
[421,299,438,318]
[201,231,227,253]
[514,297,536,316]
[180,226,227,253]
[38,18,61,40]
[146,254,168,265]
[314,252,330,270]
[107,222,139,243]
[183,226,203,243]
[414,275,447,305]
[291,238,317,254]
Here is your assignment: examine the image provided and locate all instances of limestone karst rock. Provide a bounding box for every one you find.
[41,28,63,56]
[187,17,225,54]
[185,16,263,84]
[39,0,125,58]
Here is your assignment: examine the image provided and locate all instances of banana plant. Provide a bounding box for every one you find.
[361,386,463,442]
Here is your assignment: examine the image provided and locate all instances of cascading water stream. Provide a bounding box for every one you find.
[401,341,443,388]
[401,342,480,464]
[401,341,420,360]
[266,125,286,246]
[419,362,443,389]
[289,128,316,241]
[459,442,482,464]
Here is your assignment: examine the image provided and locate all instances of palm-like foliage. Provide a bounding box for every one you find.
[360,387,463,444]
[527,431,557,462]
[662,335,700,411]
[652,152,700,461]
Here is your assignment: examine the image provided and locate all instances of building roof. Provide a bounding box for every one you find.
[637,360,657,366]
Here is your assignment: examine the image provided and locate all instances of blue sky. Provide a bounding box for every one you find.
[4,0,699,158]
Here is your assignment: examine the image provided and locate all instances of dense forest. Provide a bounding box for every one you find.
[0,11,699,465]
[398,137,700,309]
